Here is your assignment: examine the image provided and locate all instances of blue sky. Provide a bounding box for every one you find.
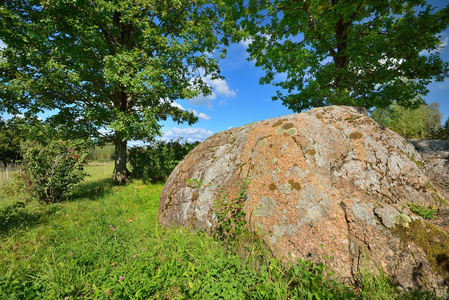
[160,25,449,143]
[1,2,448,145]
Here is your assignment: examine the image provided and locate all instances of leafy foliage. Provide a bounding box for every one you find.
[0,0,235,183]
[20,139,89,203]
[371,101,443,139]
[241,0,449,111]
[129,139,199,181]
[407,203,437,220]
[212,177,250,241]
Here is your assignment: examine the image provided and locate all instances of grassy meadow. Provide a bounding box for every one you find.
[0,162,442,299]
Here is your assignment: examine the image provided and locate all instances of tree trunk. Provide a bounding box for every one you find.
[113,138,128,184]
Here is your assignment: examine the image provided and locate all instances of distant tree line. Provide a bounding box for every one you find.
[371,101,449,140]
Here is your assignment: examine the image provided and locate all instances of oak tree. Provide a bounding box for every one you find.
[241,0,449,111]
[0,0,233,183]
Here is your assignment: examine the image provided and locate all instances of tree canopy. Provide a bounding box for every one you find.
[0,0,235,183]
[241,0,449,111]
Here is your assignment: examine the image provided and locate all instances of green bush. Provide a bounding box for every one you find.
[129,139,199,181]
[20,139,89,203]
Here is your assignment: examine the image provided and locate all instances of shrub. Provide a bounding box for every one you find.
[20,139,89,203]
[129,139,199,181]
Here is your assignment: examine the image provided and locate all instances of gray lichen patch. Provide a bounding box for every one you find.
[256,197,276,217]
[273,224,297,237]
[285,165,310,179]
[348,201,377,226]
[278,183,293,194]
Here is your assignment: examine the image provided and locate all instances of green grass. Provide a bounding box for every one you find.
[0,162,444,299]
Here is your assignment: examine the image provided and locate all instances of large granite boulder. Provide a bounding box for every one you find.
[159,106,449,295]
[409,139,449,200]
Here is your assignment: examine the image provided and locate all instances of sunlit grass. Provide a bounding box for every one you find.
[0,162,443,299]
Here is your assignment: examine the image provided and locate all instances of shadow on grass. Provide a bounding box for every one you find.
[67,177,115,202]
[0,201,60,236]
[1,178,116,236]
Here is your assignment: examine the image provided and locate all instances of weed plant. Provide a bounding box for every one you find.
[407,203,438,220]
[0,164,445,299]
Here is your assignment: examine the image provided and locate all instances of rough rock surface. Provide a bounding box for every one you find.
[408,139,449,200]
[159,106,449,295]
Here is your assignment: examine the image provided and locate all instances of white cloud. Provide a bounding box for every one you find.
[170,101,184,110]
[239,38,253,49]
[0,40,6,49]
[419,35,448,56]
[195,112,210,120]
[210,77,237,98]
[189,76,237,108]
[170,101,210,120]
[162,127,213,142]
[189,94,216,108]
